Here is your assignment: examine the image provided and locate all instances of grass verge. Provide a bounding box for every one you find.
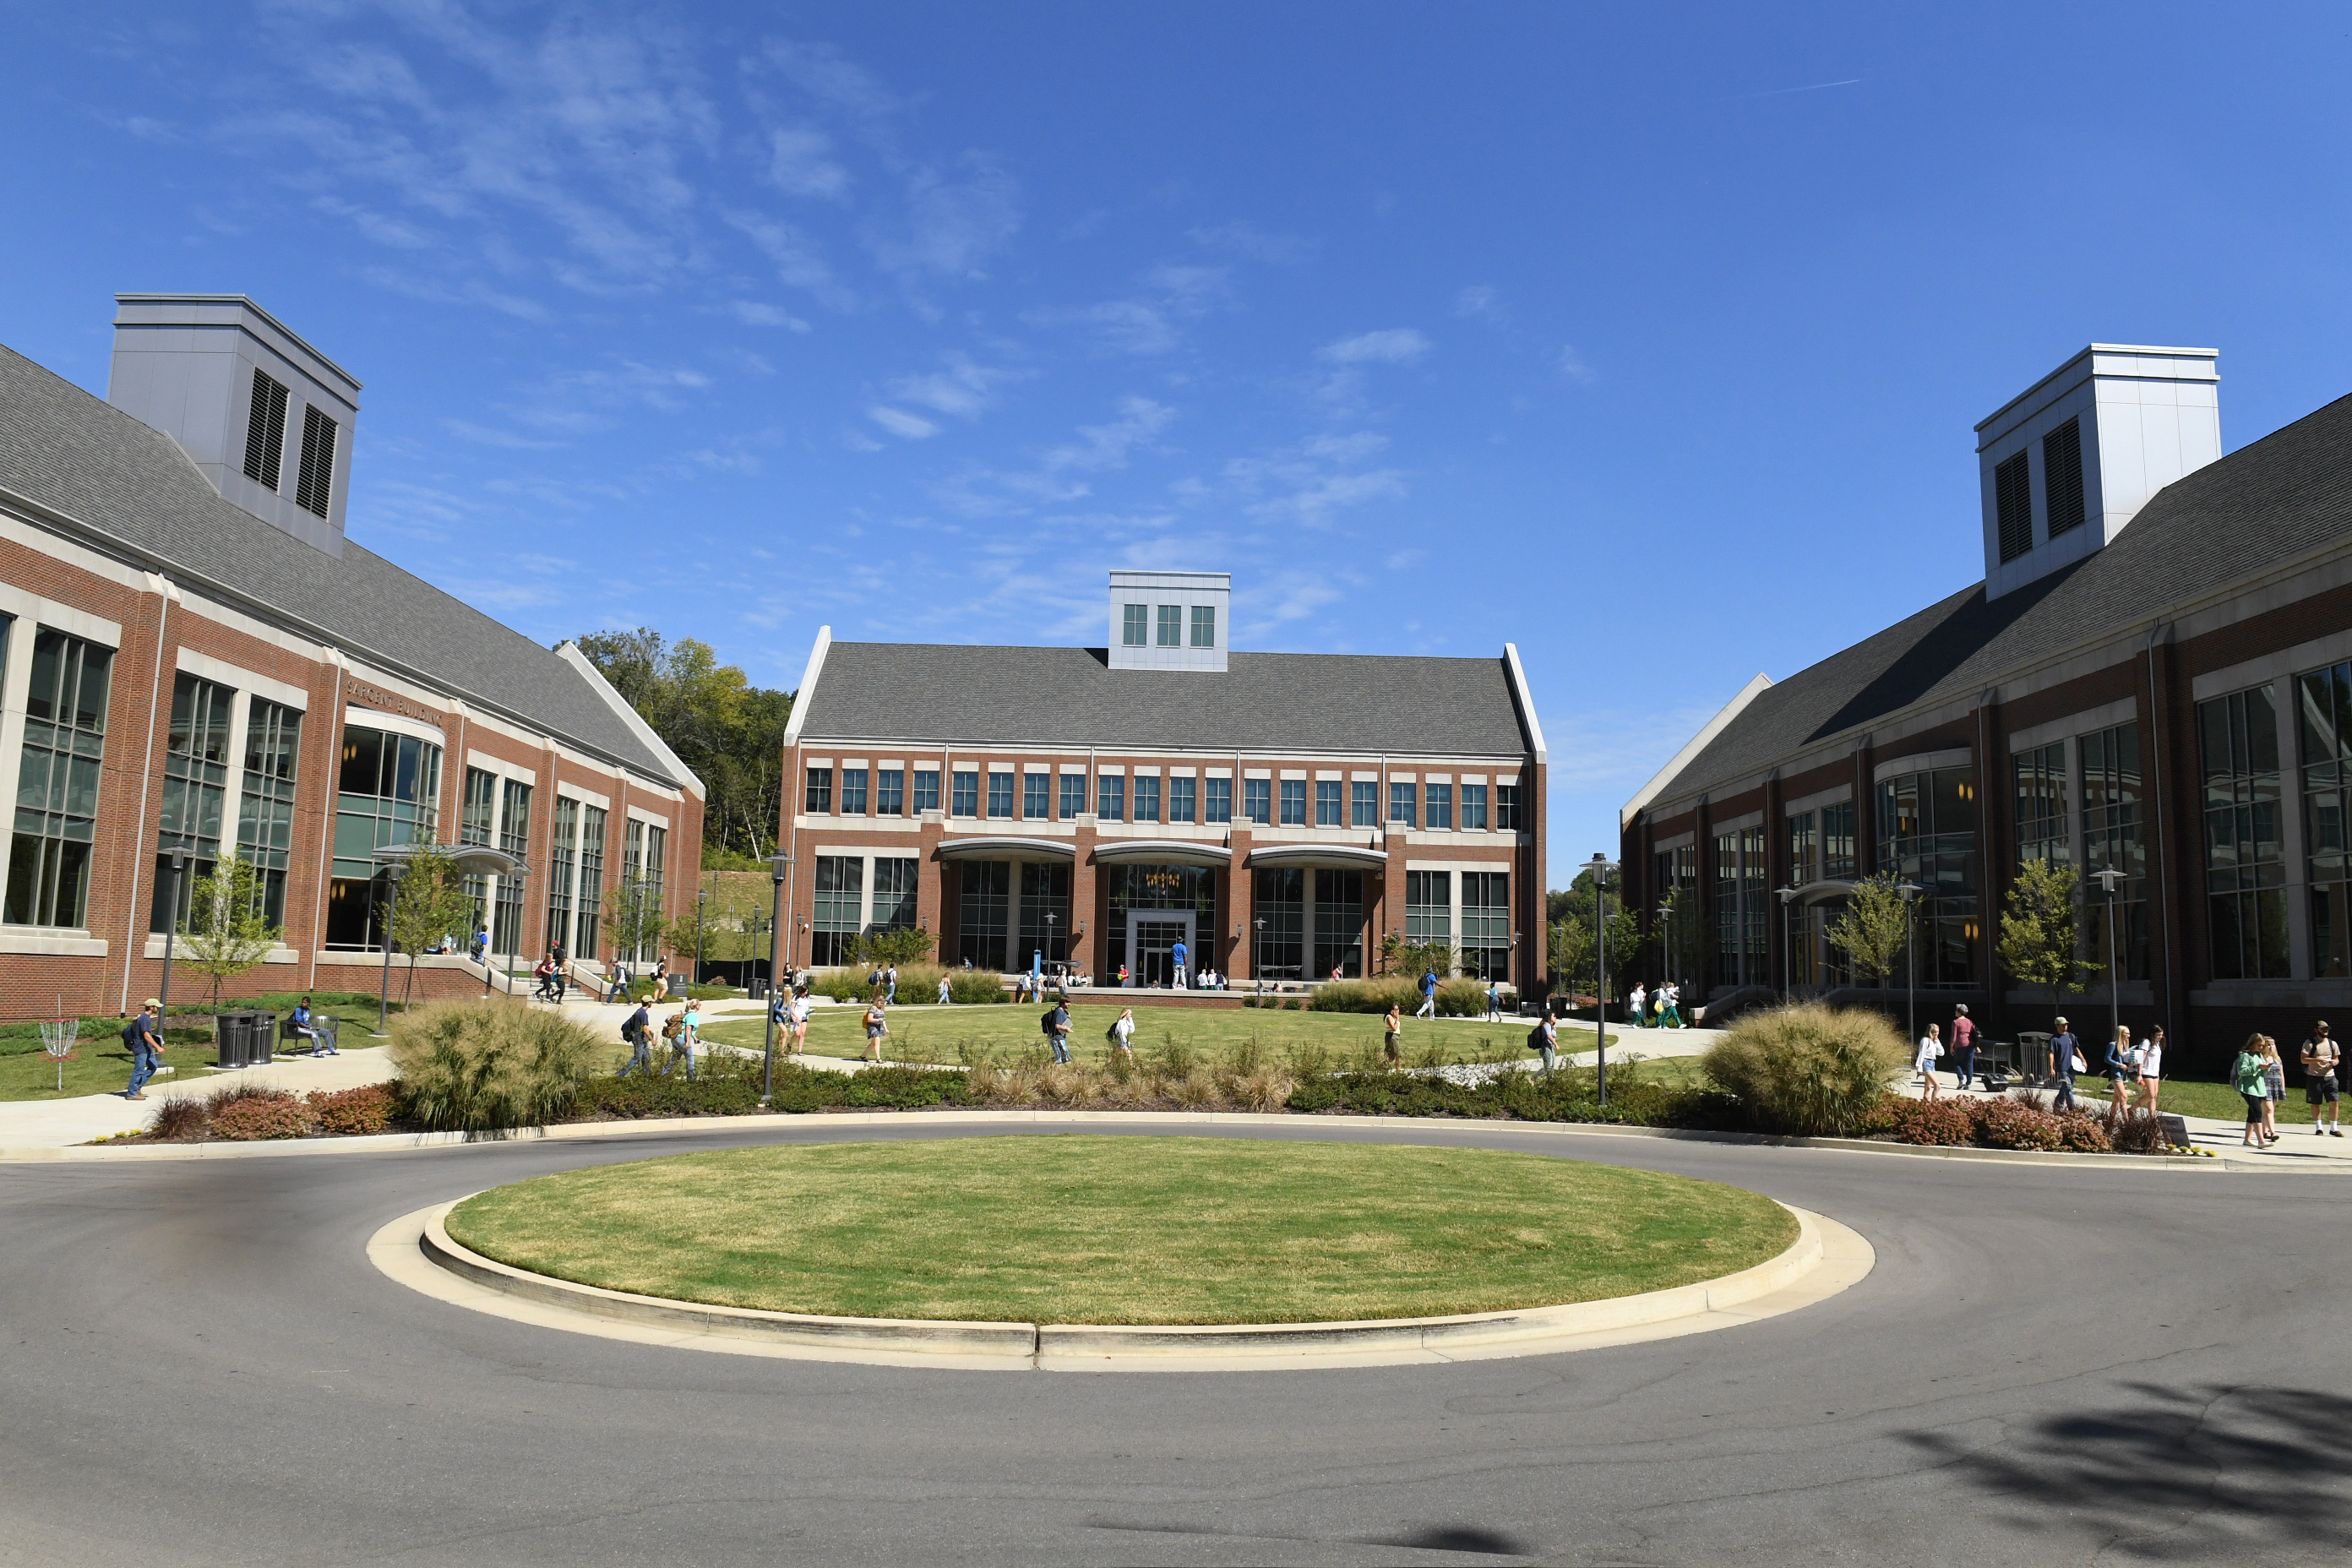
[444,1135,1796,1325]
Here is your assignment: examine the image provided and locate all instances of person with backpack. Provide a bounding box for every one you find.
[2104,1024,2137,1112]
[1529,1011,1559,1075]
[884,964,899,1004]
[1414,969,1438,1021]
[659,1009,694,1078]
[862,994,889,1063]
[615,1000,654,1078]
[1043,997,1072,1064]
[2049,1015,2082,1112]
[2302,1021,2343,1136]
[1108,1007,1135,1070]
[1384,1002,1403,1067]
[122,999,164,1100]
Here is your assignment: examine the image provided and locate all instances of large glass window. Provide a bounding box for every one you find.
[1134,775,1161,824]
[1876,766,1979,988]
[1109,863,1218,981]
[575,804,606,958]
[1353,780,1378,828]
[1313,869,1364,978]
[1405,870,1450,950]
[1244,777,1270,825]
[1822,800,1855,879]
[237,697,302,928]
[811,854,863,966]
[2015,743,2068,865]
[8,629,110,929]
[1022,772,1048,820]
[1315,781,1342,827]
[1205,776,1232,825]
[1097,775,1125,823]
[2197,685,2287,978]
[2295,668,2352,978]
[1653,843,1701,985]
[2080,722,2148,983]
[1389,781,1416,828]
[1462,784,1488,831]
[874,858,919,931]
[804,766,831,814]
[1190,605,1215,648]
[1156,605,1181,646]
[493,778,531,958]
[1711,826,1770,988]
[840,767,868,816]
[151,672,231,933]
[1279,779,1306,826]
[459,765,497,937]
[546,796,577,959]
[957,860,1010,967]
[1426,783,1452,830]
[951,769,978,817]
[1462,871,1511,982]
[1253,868,1304,978]
[1121,604,1147,646]
[912,769,939,814]
[988,772,1015,819]
[1060,773,1086,819]
[1787,811,1819,987]
[1169,776,1195,825]
[1020,862,1071,964]
[325,722,441,950]
[877,768,904,816]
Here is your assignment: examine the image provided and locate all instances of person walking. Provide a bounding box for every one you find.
[1415,969,1438,1021]
[862,993,889,1063]
[1949,1004,1977,1091]
[1169,938,1188,991]
[122,999,165,1100]
[937,972,951,1005]
[1384,1001,1403,1068]
[2105,1024,2137,1112]
[2262,1037,2287,1142]
[2139,1025,2166,1117]
[1915,1022,1944,1100]
[1629,983,1647,1031]
[2049,1016,2081,1112]
[884,964,899,1004]
[1658,982,1683,1030]
[615,999,654,1078]
[2302,1021,2344,1136]
[787,987,811,1056]
[1046,996,1072,1064]
[1485,980,1503,1022]
[2233,1035,2271,1147]
[1531,1010,1560,1075]
[1109,1006,1136,1070]
[550,942,567,1002]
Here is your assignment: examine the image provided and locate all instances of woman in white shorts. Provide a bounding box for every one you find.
[1915,1022,1944,1099]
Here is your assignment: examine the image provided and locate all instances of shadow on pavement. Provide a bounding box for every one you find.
[1905,1381,2352,1557]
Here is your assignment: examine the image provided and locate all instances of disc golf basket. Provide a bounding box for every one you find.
[40,1017,77,1092]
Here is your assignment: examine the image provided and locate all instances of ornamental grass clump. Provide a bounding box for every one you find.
[389,1001,600,1132]
[1701,1004,1908,1137]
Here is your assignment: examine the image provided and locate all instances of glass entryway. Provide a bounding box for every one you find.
[1128,912,1194,988]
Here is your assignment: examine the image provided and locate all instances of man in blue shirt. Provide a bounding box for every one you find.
[615,1000,654,1078]
[122,999,164,1100]
[1169,939,1188,990]
[1417,969,1439,1020]
[2048,1015,2079,1112]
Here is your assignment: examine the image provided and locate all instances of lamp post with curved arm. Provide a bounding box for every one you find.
[2093,866,2126,1069]
[1586,852,1617,1106]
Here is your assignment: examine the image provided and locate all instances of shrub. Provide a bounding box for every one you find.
[1973,1096,2064,1152]
[2058,1112,2114,1153]
[949,969,1010,1004]
[147,1094,213,1141]
[211,1091,312,1141]
[1311,978,1419,1015]
[1874,1097,1975,1146]
[308,1082,396,1136]
[578,1071,764,1119]
[389,1002,601,1132]
[1702,1004,1908,1136]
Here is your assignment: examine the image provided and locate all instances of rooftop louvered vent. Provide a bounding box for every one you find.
[242,368,287,492]
[2042,417,2085,537]
[294,404,336,520]
[1995,449,2033,564]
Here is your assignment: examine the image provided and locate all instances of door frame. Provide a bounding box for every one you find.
[1124,910,1195,987]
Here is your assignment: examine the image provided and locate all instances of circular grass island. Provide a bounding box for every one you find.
[444,1136,1798,1326]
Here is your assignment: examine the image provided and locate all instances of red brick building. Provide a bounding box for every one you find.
[1620,345,2352,1075]
[778,571,1548,993]
[0,295,701,1019]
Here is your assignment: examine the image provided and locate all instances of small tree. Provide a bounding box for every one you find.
[388,842,478,1004]
[177,853,282,1024]
[602,881,666,966]
[1826,871,1911,988]
[1379,928,1457,982]
[1997,857,2092,1011]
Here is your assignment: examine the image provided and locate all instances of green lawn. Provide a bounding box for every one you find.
[2070,1074,2316,1125]
[700,1003,1616,1071]
[445,1135,1794,1324]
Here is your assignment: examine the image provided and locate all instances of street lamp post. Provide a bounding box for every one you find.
[504,868,526,998]
[1044,910,1058,989]
[376,861,407,1037]
[1658,899,1675,1000]
[1253,917,1265,999]
[694,889,707,992]
[2093,867,2126,1067]
[158,848,187,1027]
[761,852,792,1106]
[1776,885,1801,1002]
[1586,852,1616,1104]
[1895,881,1925,1048]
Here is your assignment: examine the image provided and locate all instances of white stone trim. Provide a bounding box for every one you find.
[556,781,611,810]
[2006,697,2141,754]
[626,805,671,830]
[0,928,107,956]
[1783,783,1853,817]
[1873,748,1972,782]
[1709,811,1763,834]
[174,647,308,712]
[2192,624,2352,704]
[345,705,446,746]
[466,750,538,787]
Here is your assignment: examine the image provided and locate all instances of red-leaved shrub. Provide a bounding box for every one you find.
[2056,1111,2113,1152]
[1973,1097,2065,1151]
[210,1093,313,1141]
[308,1082,395,1136]
[1878,1098,1975,1146]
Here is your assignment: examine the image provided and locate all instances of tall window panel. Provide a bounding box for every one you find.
[1875,767,1979,988]
[1169,776,1196,825]
[1404,869,1451,952]
[876,768,904,817]
[1352,780,1378,828]
[804,766,832,814]
[8,629,111,929]
[1059,773,1086,819]
[1097,774,1125,823]
[1425,783,1453,830]
[324,724,440,950]
[1462,871,1511,982]
[957,860,1010,968]
[1022,772,1048,820]
[1121,604,1147,646]
[1740,825,1767,984]
[950,769,977,817]
[912,768,940,814]
[988,772,1015,819]
[1020,862,1072,964]
[1821,800,1855,879]
[1388,781,1416,828]
[1134,775,1161,824]
[1495,784,1522,831]
[1315,780,1342,827]
[1654,843,1701,985]
[236,698,301,928]
[2295,669,2352,977]
[545,796,578,959]
[811,855,864,966]
[1243,777,1269,825]
[620,819,645,962]
[2197,684,2288,978]
[1461,784,1488,830]
[574,804,607,958]
[1712,832,1742,988]
[840,767,868,816]
[1190,605,1216,647]
[458,766,497,939]
[1787,812,1819,986]
[1205,776,1232,825]
[2079,723,2148,983]
[1312,868,1364,979]
[1156,604,1182,646]
[1278,779,1305,826]
[873,858,919,932]
[1253,868,1304,978]
[493,779,532,958]
[2014,743,2068,865]
[151,672,231,933]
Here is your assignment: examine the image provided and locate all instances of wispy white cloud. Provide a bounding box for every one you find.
[729,300,811,329]
[1318,327,1430,365]
[1188,220,1315,264]
[1557,343,1597,383]
[869,406,940,439]
[889,353,1015,419]
[1222,431,1407,529]
[868,152,1021,283]
[765,126,850,199]
[1455,284,1502,320]
[1025,263,1228,357]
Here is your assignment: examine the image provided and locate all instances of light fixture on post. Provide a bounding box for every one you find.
[1776,885,1802,1001]
[158,847,188,1028]
[1895,880,1925,1048]
[762,852,792,1106]
[504,866,527,998]
[1585,852,1617,1104]
[376,860,407,1037]
[694,888,707,991]
[1253,916,1265,999]
[2093,866,2126,1065]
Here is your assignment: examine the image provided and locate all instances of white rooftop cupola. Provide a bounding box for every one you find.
[1976,345,2219,600]
[1108,569,1229,672]
[106,294,362,557]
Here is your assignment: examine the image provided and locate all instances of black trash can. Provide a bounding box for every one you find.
[215,1013,245,1070]
[248,1011,276,1065]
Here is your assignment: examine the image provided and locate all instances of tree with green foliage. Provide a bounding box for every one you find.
[177,853,282,1023]
[847,926,939,969]
[602,879,667,965]
[1997,858,2093,1009]
[1377,928,1458,981]
[1826,871,1911,986]
[1548,864,1642,998]
[387,841,479,1004]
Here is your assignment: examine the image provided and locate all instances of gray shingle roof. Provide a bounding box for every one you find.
[798,642,1536,757]
[0,343,686,787]
[1649,389,2352,807]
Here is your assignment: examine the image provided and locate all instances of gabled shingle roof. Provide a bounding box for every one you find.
[798,642,1536,757]
[0,343,689,787]
[1644,389,2352,808]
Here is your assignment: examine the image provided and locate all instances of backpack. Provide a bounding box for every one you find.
[1041,1006,1059,1038]
[1527,1022,1550,1054]
[1106,1021,1121,1045]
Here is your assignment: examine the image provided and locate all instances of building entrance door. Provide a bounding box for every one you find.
[1130,914,1193,988]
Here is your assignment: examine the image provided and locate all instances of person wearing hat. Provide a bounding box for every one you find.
[2302,1021,2343,1137]
[122,999,165,1100]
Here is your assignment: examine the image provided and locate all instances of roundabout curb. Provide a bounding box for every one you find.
[378,1193,1870,1372]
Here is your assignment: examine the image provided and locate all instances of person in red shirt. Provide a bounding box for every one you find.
[1950,1004,1978,1092]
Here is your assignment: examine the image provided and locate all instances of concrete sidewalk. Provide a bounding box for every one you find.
[0,1046,398,1149]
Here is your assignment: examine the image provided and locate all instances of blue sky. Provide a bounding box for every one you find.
[6,3,2350,885]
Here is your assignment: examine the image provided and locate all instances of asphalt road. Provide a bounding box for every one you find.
[3,1121,2344,1567]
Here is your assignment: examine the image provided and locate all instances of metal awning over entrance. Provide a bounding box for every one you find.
[1783,879,1858,906]
[1243,843,1389,871]
[372,843,527,878]
[1092,840,1233,868]
[935,836,1077,862]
